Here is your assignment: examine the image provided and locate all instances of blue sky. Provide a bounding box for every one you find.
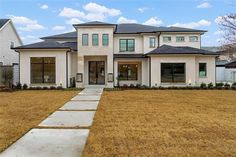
[0,0,235,46]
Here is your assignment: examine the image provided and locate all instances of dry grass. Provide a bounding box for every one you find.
[0,90,77,152]
[83,90,236,157]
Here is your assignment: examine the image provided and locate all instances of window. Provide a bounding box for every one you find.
[176,36,185,42]
[82,34,88,46]
[161,63,185,83]
[102,34,109,46]
[189,36,198,42]
[10,41,14,48]
[163,36,171,42]
[149,37,156,48]
[199,63,207,77]
[118,64,138,80]
[31,57,55,84]
[92,34,98,46]
[119,39,135,52]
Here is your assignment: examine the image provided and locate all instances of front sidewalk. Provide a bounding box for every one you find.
[0,87,103,157]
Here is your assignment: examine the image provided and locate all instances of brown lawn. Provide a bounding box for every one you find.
[83,90,236,157]
[0,90,77,152]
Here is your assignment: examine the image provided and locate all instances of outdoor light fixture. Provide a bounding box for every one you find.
[108,73,113,82]
[76,73,83,82]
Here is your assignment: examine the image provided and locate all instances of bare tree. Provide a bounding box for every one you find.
[217,13,236,60]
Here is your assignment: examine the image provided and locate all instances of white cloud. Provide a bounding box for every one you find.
[138,7,148,13]
[40,4,48,10]
[171,19,211,28]
[59,3,121,22]
[197,2,211,8]
[66,18,84,24]
[21,35,41,44]
[214,30,224,35]
[59,7,85,18]
[117,16,137,24]
[83,2,121,16]
[143,17,163,26]
[52,26,66,31]
[8,15,45,31]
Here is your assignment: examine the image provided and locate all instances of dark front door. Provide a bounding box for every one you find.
[89,61,105,85]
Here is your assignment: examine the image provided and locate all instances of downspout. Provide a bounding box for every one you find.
[14,49,20,84]
[158,32,161,48]
[149,56,151,87]
[66,50,71,88]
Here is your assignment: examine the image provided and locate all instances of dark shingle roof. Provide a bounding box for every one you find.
[73,21,116,27]
[0,19,10,29]
[41,31,77,40]
[146,45,219,55]
[13,41,77,50]
[216,60,229,67]
[115,23,206,34]
[225,60,236,68]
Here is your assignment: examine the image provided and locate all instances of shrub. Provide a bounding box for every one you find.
[135,84,141,88]
[50,86,56,90]
[129,84,135,88]
[16,83,22,89]
[208,82,214,89]
[200,82,207,89]
[232,82,236,86]
[22,84,28,90]
[43,86,48,90]
[216,82,224,87]
[224,83,230,89]
[56,86,63,90]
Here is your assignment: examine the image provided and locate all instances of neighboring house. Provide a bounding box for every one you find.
[0,19,22,65]
[216,60,236,83]
[13,21,218,88]
[0,19,22,85]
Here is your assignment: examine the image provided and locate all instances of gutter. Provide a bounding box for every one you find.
[66,50,71,88]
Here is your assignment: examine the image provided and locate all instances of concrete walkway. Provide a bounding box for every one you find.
[0,87,103,157]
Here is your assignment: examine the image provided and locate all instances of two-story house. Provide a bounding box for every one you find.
[14,21,218,88]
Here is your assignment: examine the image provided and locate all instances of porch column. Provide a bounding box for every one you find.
[107,54,114,88]
[76,55,84,88]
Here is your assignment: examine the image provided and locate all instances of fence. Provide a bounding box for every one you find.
[0,63,19,86]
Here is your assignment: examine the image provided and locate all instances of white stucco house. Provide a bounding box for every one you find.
[0,19,22,65]
[216,60,236,83]
[13,21,218,88]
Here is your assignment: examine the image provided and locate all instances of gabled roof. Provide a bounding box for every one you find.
[0,19,10,29]
[41,31,77,40]
[13,41,77,51]
[73,21,116,27]
[146,45,219,55]
[115,23,206,34]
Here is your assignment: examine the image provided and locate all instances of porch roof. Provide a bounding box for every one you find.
[225,60,236,68]
[146,45,219,56]
[114,54,147,58]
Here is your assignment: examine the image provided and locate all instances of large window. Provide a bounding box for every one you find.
[118,64,138,80]
[163,36,171,42]
[176,36,185,42]
[199,63,207,77]
[119,39,135,52]
[189,36,198,42]
[149,37,156,48]
[161,63,185,83]
[31,57,55,84]
[92,34,98,46]
[82,34,88,46]
[102,34,109,46]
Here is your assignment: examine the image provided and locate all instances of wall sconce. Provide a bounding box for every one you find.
[76,73,83,82]
[108,73,113,82]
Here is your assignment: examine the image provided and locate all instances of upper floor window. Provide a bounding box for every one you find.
[189,36,199,42]
[149,37,156,48]
[10,41,15,48]
[199,63,207,77]
[119,39,135,52]
[176,36,185,42]
[163,36,171,42]
[92,34,98,46]
[102,34,109,46]
[82,34,88,46]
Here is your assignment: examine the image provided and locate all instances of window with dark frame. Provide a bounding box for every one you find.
[149,37,156,48]
[82,34,88,46]
[199,63,207,77]
[31,57,55,84]
[10,41,14,48]
[118,64,138,80]
[92,34,98,46]
[119,39,135,52]
[102,34,109,46]
[161,63,185,83]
